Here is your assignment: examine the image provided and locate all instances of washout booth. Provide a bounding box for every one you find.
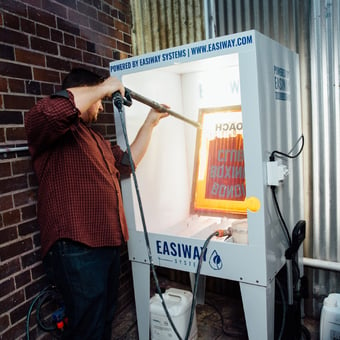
[110,30,304,340]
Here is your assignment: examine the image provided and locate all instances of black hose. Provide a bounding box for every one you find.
[26,285,61,340]
[116,103,183,339]
[115,101,219,340]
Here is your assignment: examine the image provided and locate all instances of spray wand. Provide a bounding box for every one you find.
[113,88,201,129]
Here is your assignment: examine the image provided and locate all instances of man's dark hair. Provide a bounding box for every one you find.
[62,68,106,90]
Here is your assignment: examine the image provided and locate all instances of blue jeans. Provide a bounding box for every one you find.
[43,239,121,340]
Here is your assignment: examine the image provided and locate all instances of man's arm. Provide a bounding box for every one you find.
[130,108,168,166]
[68,77,124,114]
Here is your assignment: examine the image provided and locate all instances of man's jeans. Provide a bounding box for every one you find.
[43,239,121,340]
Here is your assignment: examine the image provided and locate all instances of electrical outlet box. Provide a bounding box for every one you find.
[267,161,288,186]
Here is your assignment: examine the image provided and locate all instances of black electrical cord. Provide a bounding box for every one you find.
[269,134,305,247]
[270,135,304,161]
[269,134,309,340]
[114,96,221,340]
[271,186,292,246]
[269,134,305,276]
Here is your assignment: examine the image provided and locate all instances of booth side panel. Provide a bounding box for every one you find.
[254,32,304,280]
[237,48,268,278]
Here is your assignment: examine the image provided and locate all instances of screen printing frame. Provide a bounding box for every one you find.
[190,105,247,217]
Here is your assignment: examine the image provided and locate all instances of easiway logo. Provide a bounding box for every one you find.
[155,240,223,270]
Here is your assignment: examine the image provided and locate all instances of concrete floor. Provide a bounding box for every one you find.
[111,277,320,340]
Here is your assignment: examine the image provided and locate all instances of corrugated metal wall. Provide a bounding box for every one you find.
[212,0,312,235]
[212,0,340,318]
[129,0,340,318]
[308,0,340,316]
[311,0,340,262]
[129,0,206,55]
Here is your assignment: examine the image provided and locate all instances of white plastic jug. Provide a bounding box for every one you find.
[320,293,340,340]
[150,288,198,340]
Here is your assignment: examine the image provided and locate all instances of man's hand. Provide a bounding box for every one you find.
[145,105,169,127]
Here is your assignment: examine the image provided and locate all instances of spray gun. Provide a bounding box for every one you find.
[113,88,201,129]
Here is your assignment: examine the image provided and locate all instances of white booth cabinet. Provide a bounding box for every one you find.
[110,30,304,340]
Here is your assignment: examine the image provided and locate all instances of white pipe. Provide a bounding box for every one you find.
[0,146,29,154]
[303,257,340,272]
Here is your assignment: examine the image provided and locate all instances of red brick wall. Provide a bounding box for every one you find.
[0,1,133,338]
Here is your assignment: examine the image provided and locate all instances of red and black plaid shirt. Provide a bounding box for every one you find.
[25,90,131,258]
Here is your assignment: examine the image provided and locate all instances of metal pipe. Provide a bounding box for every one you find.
[0,139,118,155]
[125,88,201,129]
[0,146,29,154]
[286,259,294,305]
[303,257,340,272]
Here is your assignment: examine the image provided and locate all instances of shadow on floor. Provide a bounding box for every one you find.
[111,277,320,340]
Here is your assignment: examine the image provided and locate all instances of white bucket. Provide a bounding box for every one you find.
[231,219,248,244]
[150,288,198,340]
[320,293,340,340]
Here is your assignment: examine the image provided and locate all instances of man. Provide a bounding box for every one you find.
[25,68,168,339]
